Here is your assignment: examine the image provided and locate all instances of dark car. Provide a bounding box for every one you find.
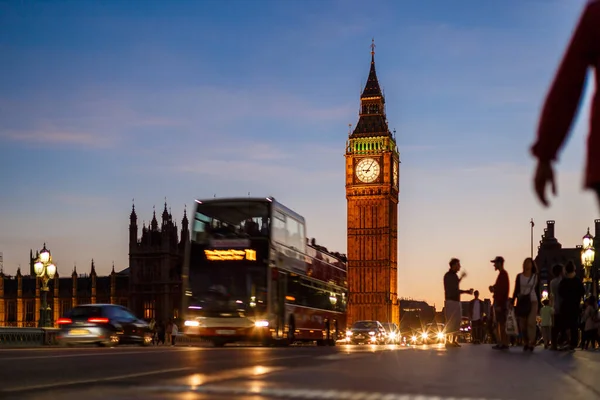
[57,304,152,347]
[345,320,386,345]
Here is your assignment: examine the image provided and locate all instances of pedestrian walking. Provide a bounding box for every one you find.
[171,321,178,346]
[531,0,600,211]
[540,299,553,349]
[469,291,484,344]
[443,258,474,348]
[582,296,598,350]
[549,264,566,350]
[489,256,510,350]
[512,257,541,352]
[558,261,585,351]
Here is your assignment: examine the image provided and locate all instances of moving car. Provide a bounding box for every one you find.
[422,323,446,344]
[381,322,401,344]
[345,320,386,345]
[56,304,152,347]
[410,323,446,345]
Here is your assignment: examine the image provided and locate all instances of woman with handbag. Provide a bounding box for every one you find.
[512,257,541,352]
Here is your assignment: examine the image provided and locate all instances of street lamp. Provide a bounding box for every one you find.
[581,229,595,298]
[34,243,57,328]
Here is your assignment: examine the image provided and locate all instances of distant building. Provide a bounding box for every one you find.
[534,220,600,292]
[399,298,435,331]
[0,260,128,327]
[127,202,189,322]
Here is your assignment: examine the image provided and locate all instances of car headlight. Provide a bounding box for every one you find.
[346,330,352,337]
[421,332,428,340]
[368,331,375,336]
[411,335,417,342]
[388,332,396,338]
[184,320,200,327]
[437,332,444,339]
[254,320,269,327]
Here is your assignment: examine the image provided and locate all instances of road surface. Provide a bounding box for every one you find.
[0,343,598,399]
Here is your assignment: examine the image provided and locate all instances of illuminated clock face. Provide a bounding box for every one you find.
[393,162,398,188]
[355,158,380,183]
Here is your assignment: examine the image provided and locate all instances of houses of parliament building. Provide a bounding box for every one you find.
[0,202,189,327]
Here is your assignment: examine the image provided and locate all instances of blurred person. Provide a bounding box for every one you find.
[540,299,553,349]
[156,320,166,345]
[531,1,600,210]
[469,290,484,344]
[512,258,541,352]
[149,318,157,345]
[171,321,179,346]
[443,258,474,348]
[582,296,598,350]
[166,319,173,345]
[550,264,566,350]
[489,256,510,350]
[559,261,585,351]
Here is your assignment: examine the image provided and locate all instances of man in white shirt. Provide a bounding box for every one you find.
[469,290,483,344]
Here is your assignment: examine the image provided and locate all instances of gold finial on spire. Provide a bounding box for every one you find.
[370,38,376,56]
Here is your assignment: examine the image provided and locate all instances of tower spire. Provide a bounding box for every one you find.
[361,38,383,99]
[351,40,390,138]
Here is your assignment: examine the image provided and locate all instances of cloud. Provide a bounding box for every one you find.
[1,129,115,148]
[0,85,354,152]
[168,140,342,187]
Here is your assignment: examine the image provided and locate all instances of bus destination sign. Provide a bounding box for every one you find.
[204,249,257,261]
[209,239,250,249]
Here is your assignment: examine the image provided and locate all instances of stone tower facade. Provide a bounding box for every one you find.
[345,42,400,325]
[128,201,189,322]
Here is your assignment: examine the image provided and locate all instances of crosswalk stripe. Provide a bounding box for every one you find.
[142,384,506,400]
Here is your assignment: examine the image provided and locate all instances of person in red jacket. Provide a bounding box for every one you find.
[531,1,600,209]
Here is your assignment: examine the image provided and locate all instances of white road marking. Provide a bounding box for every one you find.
[315,353,370,360]
[0,347,196,361]
[168,365,288,387]
[142,385,508,400]
[1,367,192,393]
[0,354,312,393]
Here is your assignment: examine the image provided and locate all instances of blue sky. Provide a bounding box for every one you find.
[0,0,597,307]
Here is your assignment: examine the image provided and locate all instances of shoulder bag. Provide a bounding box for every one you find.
[515,274,536,318]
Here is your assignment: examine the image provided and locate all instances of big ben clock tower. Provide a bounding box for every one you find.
[345,41,400,326]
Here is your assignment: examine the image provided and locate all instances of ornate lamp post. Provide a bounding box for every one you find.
[581,229,595,298]
[33,244,57,328]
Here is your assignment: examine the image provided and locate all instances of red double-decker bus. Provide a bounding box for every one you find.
[182,197,347,347]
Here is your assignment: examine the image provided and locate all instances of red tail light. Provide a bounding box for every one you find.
[57,318,72,325]
[88,317,109,323]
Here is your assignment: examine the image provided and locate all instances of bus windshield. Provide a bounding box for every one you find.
[192,200,270,244]
[188,264,267,317]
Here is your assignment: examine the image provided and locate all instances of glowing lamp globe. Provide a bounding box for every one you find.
[46,264,57,279]
[39,247,50,264]
[584,248,595,264]
[34,262,44,277]
[583,230,594,249]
